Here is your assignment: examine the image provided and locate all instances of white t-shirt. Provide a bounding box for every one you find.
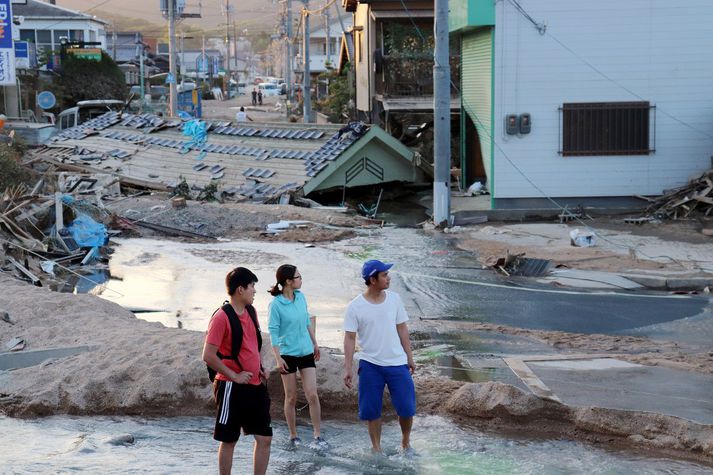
[235,111,247,122]
[344,290,409,366]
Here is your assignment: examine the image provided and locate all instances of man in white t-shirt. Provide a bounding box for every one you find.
[343,259,416,456]
[235,106,248,122]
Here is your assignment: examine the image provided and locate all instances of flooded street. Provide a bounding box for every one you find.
[3,228,713,472]
[91,237,365,348]
[2,414,711,474]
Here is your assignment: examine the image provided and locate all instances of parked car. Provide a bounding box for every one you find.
[57,100,125,131]
[177,80,197,93]
[150,86,168,101]
[258,83,280,97]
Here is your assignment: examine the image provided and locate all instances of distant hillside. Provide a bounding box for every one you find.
[56,0,281,33]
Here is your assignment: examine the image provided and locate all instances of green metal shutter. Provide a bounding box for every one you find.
[461,27,494,189]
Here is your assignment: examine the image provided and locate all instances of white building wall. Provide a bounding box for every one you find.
[18,18,107,52]
[492,0,713,199]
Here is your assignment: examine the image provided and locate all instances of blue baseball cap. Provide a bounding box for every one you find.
[362,259,393,280]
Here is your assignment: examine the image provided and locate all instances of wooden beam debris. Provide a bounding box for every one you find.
[646,169,713,219]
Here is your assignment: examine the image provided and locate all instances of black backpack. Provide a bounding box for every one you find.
[207,302,262,383]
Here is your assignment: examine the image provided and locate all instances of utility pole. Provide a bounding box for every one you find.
[286,0,293,102]
[433,0,451,226]
[112,28,117,60]
[233,22,238,81]
[201,35,207,88]
[139,40,145,113]
[180,30,185,85]
[168,0,178,117]
[325,8,331,66]
[224,0,232,95]
[302,0,312,123]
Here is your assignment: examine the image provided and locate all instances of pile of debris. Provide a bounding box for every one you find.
[0,182,112,292]
[645,169,713,219]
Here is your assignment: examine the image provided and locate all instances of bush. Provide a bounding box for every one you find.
[0,141,31,192]
[52,52,126,109]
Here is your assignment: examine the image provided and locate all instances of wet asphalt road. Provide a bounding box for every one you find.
[376,228,712,339]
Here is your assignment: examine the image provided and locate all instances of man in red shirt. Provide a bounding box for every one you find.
[203,267,272,475]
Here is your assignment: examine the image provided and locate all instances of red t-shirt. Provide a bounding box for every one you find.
[205,307,261,385]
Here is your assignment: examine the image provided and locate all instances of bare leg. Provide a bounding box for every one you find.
[300,367,322,438]
[398,416,413,449]
[367,418,383,453]
[253,435,272,475]
[280,373,298,438]
[218,441,236,475]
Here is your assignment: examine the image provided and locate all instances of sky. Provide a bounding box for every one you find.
[55,0,281,33]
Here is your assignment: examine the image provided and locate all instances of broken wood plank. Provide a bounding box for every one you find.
[132,220,217,240]
[6,256,41,286]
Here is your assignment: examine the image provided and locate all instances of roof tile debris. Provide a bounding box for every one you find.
[35,113,371,202]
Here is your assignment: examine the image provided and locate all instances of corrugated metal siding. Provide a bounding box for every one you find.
[461,28,493,186]
[493,0,713,198]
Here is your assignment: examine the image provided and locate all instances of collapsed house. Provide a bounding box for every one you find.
[29,113,426,202]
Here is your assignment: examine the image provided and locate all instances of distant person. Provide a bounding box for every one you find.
[258,90,263,106]
[202,267,272,475]
[235,106,248,122]
[252,88,258,106]
[343,260,416,456]
[267,265,329,450]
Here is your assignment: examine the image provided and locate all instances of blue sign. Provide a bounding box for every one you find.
[165,72,176,84]
[196,55,208,73]
[0,0,12,49]
[14,41,28,58]
[37,91,57,110]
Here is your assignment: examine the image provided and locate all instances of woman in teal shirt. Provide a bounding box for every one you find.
[268,264,328,450]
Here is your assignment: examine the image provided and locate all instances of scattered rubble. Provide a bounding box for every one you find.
[0,183,111,291]
[644,169,713,220]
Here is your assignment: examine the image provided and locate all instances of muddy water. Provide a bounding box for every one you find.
[20,231,711,472]
[90,237,364,348]
[2,414,710,474]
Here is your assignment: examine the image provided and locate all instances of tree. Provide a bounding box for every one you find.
[53,52,127,108]
[315,63,355,123]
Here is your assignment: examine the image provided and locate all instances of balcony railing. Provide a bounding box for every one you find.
[378,54,460,97]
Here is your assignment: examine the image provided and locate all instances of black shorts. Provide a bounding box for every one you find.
[281,353,316,374]
[213,380,273,442]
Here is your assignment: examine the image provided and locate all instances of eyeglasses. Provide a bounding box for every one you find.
[292,275,302,280]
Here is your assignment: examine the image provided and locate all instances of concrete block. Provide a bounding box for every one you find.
[171,196,187,209]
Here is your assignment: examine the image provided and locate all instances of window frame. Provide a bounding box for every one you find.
[558,101,656,157]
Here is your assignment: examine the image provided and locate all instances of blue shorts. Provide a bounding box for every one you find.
[358,359,416,420]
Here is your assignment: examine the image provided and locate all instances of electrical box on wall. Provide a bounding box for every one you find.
[519,113,531,134]
[505,114,518,135]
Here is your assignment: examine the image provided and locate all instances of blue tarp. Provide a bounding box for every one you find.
[65,213,108,249]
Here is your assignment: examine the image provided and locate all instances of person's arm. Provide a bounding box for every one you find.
[202,342,252,384]
[396,322,415,374]
[268,305,289,374]
[308,315,320,361]
[343,331,357,388]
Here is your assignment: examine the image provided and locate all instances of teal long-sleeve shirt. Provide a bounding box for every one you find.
[268,290,314,357]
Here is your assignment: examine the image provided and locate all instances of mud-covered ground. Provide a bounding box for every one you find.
[2,198,713,465]
[105,194,372,242]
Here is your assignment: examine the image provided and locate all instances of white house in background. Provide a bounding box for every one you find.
[13,0,108,54]
[295,14,352,76]
[452,0,713,208]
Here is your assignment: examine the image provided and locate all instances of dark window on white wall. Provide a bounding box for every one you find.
[560,101,654,156]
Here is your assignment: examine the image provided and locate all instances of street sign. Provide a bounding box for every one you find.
[14,40,28,69]
[68,48,102,61]
[37,91,56,110]
[165,72,176,84]
[196,55,208,73]
[0,0,16,85]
